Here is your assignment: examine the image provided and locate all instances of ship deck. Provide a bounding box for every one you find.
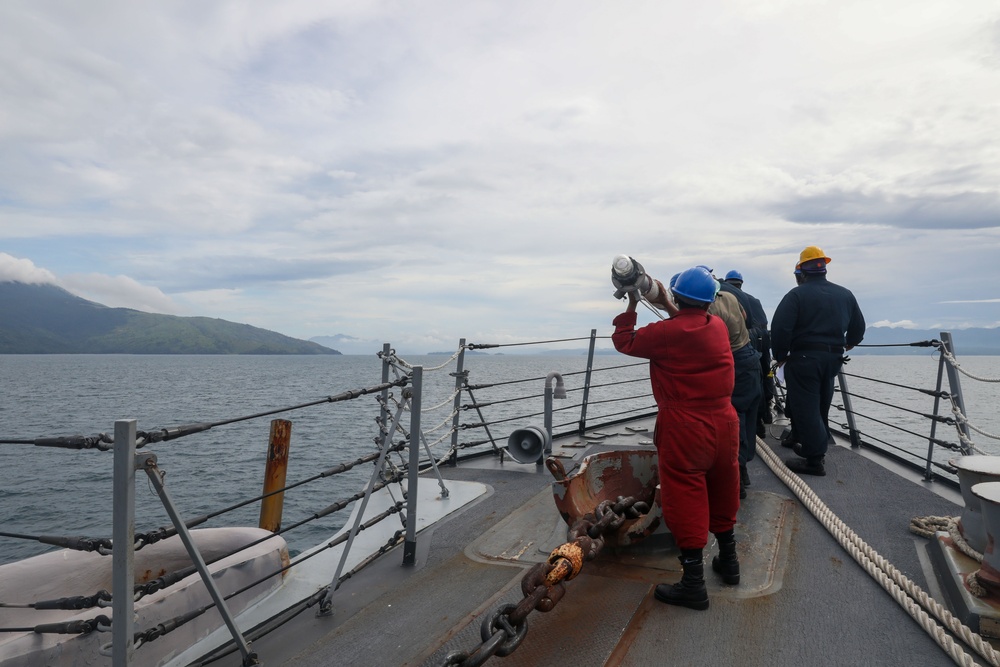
[212,419,969,667]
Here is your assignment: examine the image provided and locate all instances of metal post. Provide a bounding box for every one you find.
[578,329,597,434]
[403,366,422,565]
[142,460,257,665]
[836,371,861,448]
[259,419,292,532]
[321,398,408,615]
[379,343,393,445]
[925,348,948,480]
[544,385,553,460]
[544,372,566,456]
[449,339,467,465]
[112,419,136,667]
[465,385,499,451]
[940,332,974,453]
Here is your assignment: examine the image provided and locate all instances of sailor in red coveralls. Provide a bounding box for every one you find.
[612,266,741,610]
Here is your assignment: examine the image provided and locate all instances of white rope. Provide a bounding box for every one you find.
[422,427,457,450]
[757,437,1000,667]
[950,399,1000,444]
[420,389,462,414]
[942,351,1000,383]
[419,408,460,437]
[391,347,464,372]
[909,516,983,562]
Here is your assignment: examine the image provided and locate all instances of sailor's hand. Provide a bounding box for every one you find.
[626,291,638,312]
[647,279,669,309]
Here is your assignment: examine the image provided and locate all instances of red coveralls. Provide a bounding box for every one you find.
[612,308,739,550]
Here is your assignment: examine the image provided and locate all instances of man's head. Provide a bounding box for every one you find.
[724,269,743,288]
[799,246,831,274]
[671,266,719,309]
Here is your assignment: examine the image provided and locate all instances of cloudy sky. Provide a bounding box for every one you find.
[1,1,998,354]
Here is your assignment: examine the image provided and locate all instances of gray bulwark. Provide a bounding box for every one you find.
[220,423,964,667]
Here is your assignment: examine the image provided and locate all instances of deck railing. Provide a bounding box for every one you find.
[1,328,993,666]
[822,332,995,487]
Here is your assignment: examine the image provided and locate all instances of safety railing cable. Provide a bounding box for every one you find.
[840,371,949,398]
[836,390,956,425]
[128,502,405,654]
[833,404,961,451]
[0,380,408,451]
[466,336,606,350]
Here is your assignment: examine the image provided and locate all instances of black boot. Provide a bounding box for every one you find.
[654,549,709,610]
[711,530,740,585]
[738,464,750,499]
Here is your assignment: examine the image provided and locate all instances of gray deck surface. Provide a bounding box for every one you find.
[213,419,972,667]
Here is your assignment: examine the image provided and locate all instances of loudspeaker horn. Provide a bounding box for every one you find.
[506,426,551,464]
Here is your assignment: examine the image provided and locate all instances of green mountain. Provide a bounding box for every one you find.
[0,281,340,355]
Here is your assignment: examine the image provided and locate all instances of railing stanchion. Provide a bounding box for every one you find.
[837,371,861,448]
[941,332,973,454]
[449,339,467,465]
[380,342,392,439]
[403,366,422,565]
[321,397,409,616]
[112,419,137,667]
[578,329,597,434]
[142,458,257,665]
[926,344,949,480]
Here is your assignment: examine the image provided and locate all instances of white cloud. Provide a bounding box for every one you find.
[0,1,998,352]
[870,319,920,329]
[0,253,59,284]
[61,272,182,314]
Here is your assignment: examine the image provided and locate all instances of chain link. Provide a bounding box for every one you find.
[440,495,647,665]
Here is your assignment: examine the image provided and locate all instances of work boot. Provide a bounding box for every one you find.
[654,550,709,610]
[787,457,826,477]
[711,530,740,585]
[740,464,751,487]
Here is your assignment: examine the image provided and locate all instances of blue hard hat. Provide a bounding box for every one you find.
[725,270,743,282]
[669,273,680,288]
[696,264,714,274]
[671,267,718,304]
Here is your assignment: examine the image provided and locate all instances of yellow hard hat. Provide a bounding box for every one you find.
[799,245,831,265]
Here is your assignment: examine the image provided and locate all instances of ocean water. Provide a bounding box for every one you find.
[1,350,998,566]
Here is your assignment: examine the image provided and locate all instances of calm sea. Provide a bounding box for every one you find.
[1,351,998,566]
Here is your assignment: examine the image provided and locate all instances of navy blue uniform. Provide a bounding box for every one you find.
[740,288,775,428]
[771,275,865,461]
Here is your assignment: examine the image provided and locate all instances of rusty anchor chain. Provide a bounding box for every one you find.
[440,494,650,666]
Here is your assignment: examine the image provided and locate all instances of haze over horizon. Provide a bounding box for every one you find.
[1,2,999,355]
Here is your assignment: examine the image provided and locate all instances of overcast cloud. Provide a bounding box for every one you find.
[1,1,998,354]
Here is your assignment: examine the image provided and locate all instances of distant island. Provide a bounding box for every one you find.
[6,279,994,356]
[0,281,340,355]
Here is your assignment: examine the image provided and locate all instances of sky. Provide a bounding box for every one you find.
[1,1,999,355]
